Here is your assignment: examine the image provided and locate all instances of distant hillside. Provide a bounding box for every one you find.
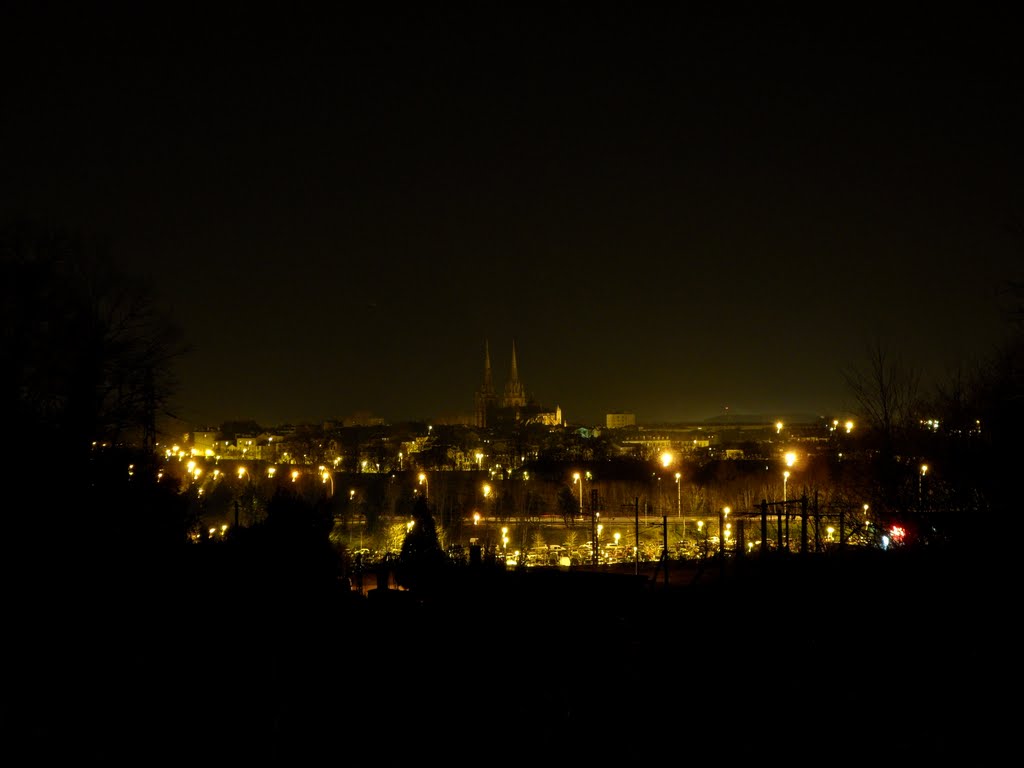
[701,412,826,426]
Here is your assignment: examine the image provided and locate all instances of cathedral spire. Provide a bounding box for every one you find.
[509,339,519,384]
[475,339,496,428]
[483,338,493,391]
[503,338,526,408]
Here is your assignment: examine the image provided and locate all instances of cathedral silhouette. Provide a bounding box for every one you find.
[474,340,560,428]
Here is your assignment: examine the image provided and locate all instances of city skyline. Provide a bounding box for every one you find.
[3,7,1020,429]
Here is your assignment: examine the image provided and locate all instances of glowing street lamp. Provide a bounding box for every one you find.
[919,464,928,509]
[475,451,484,471]
[674,471,682,524]
[660,451,673,469]
[782,451,797,549]
[572,472,584,518]
[720,506,731,556]
[783,470,791,549]
[418,472,428,499]
[319,465,334,497]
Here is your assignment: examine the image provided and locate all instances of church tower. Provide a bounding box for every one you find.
[474,339,497,427]
[502,339,527,408]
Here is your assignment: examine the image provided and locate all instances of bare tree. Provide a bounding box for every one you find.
[2,221,186,457]
[841,338,922,457]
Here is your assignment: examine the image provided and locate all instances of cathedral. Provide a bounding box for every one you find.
[474,340,561,428]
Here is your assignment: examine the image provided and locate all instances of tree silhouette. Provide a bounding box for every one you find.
[2,220,186,587]
[396,495,446,591]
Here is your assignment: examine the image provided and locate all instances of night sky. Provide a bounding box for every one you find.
[4,5,1021,429]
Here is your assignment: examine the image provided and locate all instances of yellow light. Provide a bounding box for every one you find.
[776,421,783,434]
[785,452,797,467]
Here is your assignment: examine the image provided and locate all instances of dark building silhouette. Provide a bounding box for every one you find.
[474,340,497,428]
[475,340,560,428]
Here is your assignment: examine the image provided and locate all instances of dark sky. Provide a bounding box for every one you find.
[4,4,1021,428]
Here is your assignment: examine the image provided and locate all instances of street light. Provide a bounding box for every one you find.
[783,470,791,549]
[782,452,796,550]
[319,465,334,497]
[919,464,928,509]
[572,472,584,518]
[418,472,428,499]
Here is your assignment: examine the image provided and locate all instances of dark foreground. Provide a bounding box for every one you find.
[9,546,1011,764]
